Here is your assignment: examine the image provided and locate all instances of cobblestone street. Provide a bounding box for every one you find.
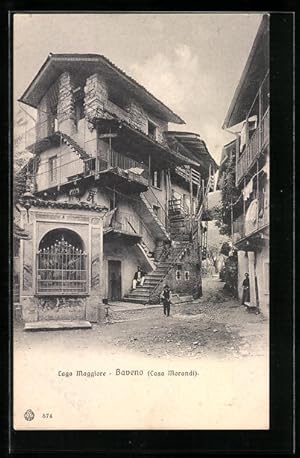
[14,276,268,361]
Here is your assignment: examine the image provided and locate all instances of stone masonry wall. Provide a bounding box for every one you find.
[128,101,148,134]
[57,72,76,135]
[149,242,201,304]
[84,73,108,124]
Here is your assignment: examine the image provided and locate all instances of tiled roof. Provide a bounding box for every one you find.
[18,197,108,213]
[166,131,218,170]
[19,53,185,124]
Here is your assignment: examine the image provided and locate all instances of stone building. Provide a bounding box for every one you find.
[222,16,269,316]
[16,53,217,327]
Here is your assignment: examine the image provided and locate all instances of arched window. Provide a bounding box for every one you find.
[37,229,87,295]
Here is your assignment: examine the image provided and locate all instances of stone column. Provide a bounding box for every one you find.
[57,72,76,135]
[237,250,249,302]
[84,73,108,124]
[19,208,38,322]
[85,216,104,322]
[247,251,257,306]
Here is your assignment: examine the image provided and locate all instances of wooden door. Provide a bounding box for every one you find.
[108,260,122,301]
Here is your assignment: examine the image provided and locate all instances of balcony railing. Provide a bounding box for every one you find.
[236,107,269,184]
[17,117,56,150]
[232,204,269,244]
[108,211,142,235]
[175,166,201,186]
[97,146,149,183]
[168,197,189,217]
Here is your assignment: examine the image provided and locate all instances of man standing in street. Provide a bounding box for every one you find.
[161,284,172,317]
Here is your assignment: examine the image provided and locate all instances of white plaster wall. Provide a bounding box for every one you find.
[103,240,150,298]
[255,243,269,316]
[238,244,269,315]
[36,145,84,192]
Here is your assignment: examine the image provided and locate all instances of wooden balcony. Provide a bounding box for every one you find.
[168,197,189,218]
[175,166,201,186]
[232,203,269,246]
[92,147,149,193]
[236,107,269,185]
[104,211,142,243]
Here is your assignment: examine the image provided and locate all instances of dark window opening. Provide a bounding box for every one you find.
[148,120,157,140]
[49,155,57,183]
[152,170,161,188]
[109,90,129,111]
[75,98,85,129]
[153,205,160,218]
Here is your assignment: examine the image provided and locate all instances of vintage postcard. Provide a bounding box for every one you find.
[13,12,270,430]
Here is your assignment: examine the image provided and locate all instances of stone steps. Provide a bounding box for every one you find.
[24,320,92,331]
[123,240,191,304]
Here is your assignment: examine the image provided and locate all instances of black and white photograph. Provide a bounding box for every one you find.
[12,12,271,430]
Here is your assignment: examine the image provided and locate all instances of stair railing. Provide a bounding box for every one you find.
[143,187,169,229]
[125,216,153,258]
[148,241,190,303]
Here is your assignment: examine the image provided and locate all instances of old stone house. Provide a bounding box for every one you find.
[222,16,269,316]
[15,53,217,327]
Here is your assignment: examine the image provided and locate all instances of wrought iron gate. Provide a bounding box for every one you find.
[37,236,87,295]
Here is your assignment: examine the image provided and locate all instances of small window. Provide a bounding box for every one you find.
[148,120,157,140]
[153,205,160,218]
[49,155,57,183]
[75,99,84,129]
[176,270,181,280]
[185,271,190,281]
[152,170,161,188]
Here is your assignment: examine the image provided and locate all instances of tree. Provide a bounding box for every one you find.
[214,155,239,236]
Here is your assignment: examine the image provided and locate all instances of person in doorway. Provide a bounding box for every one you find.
[132,266,145,289]
[241,273,250,305]
[161,284,172,317]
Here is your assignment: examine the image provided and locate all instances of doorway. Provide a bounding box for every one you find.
[108,260,122,301]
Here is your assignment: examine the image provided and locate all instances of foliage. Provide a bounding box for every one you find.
[220,241,231,256]
[223,252,238,296]
[214,155,239,236]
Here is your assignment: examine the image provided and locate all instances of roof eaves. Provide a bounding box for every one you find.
[222,15,268,129]
[19,53,185,125]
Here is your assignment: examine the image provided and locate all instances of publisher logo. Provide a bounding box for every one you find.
[24,409,35,421]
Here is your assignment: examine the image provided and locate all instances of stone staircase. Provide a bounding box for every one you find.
[59,131,91,160]
[169,214,191,242]
[123,242,190,304]
[138,194,170,241]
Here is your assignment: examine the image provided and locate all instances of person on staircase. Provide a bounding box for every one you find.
[132,266,145,290]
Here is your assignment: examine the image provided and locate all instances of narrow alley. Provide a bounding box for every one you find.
[14,276,268,361]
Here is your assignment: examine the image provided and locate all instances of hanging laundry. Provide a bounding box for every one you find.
[240,121,247,153]
[248,114,258,130]
[242,178,253,200]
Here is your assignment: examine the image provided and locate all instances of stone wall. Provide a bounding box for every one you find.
[128,101,148,134]
[57,72,76,135]
[149,242,201,304]
[84,73,108,123]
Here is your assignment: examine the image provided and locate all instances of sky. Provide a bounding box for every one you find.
[14,13,262,164]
